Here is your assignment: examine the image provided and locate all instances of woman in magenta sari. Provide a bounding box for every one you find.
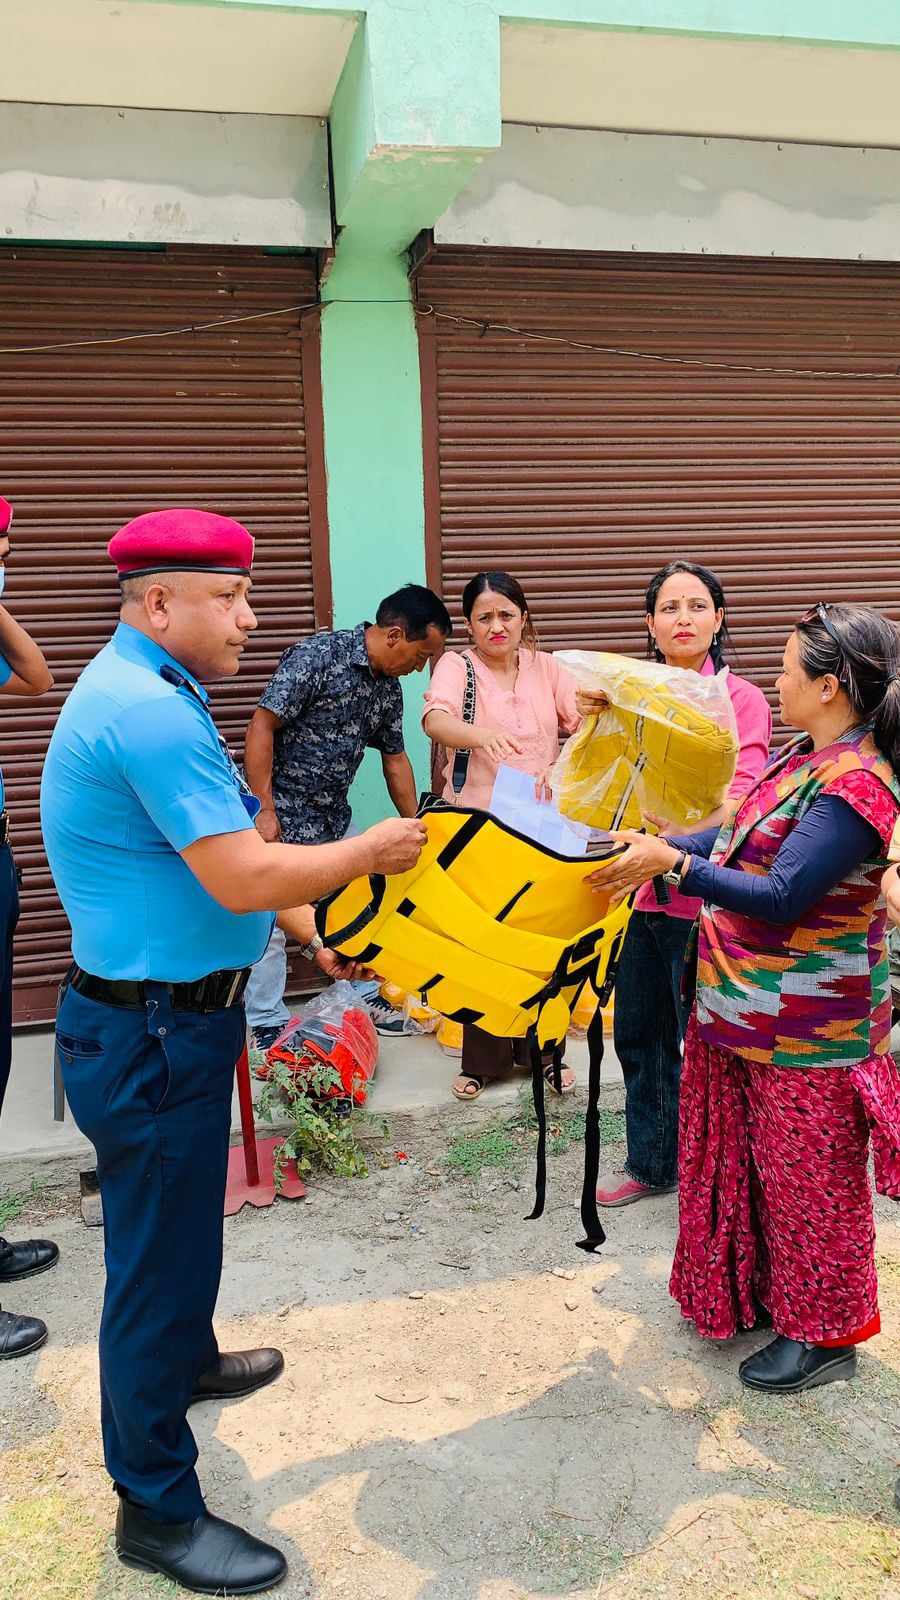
[598,603,900,1393]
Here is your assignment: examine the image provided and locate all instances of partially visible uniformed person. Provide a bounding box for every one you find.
[0,494,57,1361]
[40,508,425,1595]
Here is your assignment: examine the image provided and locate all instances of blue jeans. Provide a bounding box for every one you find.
[244,819,357,1032]
[244,922,289,1032]
[0,845,19,1117]
[613,910,693,1190]
[57,981,245,1522]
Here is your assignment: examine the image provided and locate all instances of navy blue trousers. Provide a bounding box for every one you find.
[0,844,20,1117]
[612,910,693,1190]
[56,980,245,1523]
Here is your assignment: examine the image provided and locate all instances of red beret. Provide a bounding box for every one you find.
[108,508,254,579]
[0,497,12,535]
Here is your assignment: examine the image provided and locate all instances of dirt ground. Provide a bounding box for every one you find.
[2,1084,900,1600]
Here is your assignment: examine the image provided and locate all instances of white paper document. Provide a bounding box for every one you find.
[488,765,610,857]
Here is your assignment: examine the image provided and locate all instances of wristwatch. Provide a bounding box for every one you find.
[661,850,687,889]
[300,934,324,962]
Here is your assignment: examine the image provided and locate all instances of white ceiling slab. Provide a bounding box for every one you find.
[502,24,900,147]
[0,0,356,115]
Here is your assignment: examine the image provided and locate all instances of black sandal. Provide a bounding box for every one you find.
[543,1061,576,1097]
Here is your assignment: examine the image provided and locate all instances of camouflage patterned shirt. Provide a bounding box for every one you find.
[259,622,405,844]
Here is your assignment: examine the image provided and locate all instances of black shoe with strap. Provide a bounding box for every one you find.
[0,1237,59,1282]
[0,1307,48,1359]
[116,1497,287,1595]
[190,1348,284,1405]
[739,1334,857,1393]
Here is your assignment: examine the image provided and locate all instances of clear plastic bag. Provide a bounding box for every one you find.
[378,980,440,1035]
[263,981,379,1104]
[551,651,739,833]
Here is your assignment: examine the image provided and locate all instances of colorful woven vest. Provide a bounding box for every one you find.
[696,730,900,1068]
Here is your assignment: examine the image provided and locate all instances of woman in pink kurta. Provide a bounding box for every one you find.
[593,560,772,1209]
[422,570,580,1102]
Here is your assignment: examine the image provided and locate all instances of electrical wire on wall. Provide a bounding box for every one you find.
[2,295,900,382]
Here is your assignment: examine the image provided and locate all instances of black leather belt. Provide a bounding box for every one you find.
[67,964,251,1013]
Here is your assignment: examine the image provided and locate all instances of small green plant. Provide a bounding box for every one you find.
[257,1060,371,1185]
[0,1187,30,1230]
[514,1082,625,1154]
[445,1086,626,1183]
[527,1520,625,1591]
[446,1123,519,1179]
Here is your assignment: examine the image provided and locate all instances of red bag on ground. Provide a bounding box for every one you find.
[257,982,379,1106]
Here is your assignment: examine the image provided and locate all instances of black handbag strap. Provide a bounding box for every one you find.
[450,654,477,795]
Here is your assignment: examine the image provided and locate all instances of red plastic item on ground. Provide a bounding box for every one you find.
[255,985,379,1106]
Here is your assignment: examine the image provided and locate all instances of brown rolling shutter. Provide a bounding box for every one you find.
[0,244,329,1024]
[418,246,900,705]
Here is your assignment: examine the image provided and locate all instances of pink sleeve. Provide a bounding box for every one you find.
[421,650,466,728]
[549,657,581,735]
[727,676,772,799]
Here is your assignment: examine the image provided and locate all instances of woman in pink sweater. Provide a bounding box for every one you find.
[595,560,771,1208]
[423,570,581,1102]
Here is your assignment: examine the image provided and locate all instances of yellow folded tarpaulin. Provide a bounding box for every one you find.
[315,802,631,1249]
[316,803,630,1049]
[552,651,739,833]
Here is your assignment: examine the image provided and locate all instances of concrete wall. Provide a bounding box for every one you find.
[7,0,900,824]
[0,103,331,247]
[437,125,900,262]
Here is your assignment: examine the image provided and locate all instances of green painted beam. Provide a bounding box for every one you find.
[153,0,900,52]
[330,4,501,252]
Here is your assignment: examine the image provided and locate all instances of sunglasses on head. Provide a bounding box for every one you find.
[799,602,844,649]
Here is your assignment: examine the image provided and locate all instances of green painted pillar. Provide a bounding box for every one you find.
[321,4,502,826]
[320,245,431,821]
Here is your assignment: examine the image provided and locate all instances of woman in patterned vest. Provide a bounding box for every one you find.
[597,603,900,1394]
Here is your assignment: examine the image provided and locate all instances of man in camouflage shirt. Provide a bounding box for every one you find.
[243,584,451,1042]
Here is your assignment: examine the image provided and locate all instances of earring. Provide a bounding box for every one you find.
[713,632,719,647]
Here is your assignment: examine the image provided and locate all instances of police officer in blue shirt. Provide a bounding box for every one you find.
[0,495,58,1361]
[40,508,426,1596]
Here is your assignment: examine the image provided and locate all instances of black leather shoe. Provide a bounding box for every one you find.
[0,1236,59,1282]
[0,1306,48,1359]
[190,1348,284,1405]
[116,1498,286,1595]
[739,1334,857,1393]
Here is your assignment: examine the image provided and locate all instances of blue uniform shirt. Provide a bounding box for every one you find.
[0,651,10,811]
[41,622,273,981]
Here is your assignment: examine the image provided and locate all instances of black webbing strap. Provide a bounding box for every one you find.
[576,1002,607,1252]
[450,654,478,795]
[525,1026,547,1222]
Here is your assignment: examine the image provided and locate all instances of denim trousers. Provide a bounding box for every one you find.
[0,844,19,1116]
[244,922,289,1032]
[57,981,246,1521]
[612,909,693,1189]
[244,819,358,1032]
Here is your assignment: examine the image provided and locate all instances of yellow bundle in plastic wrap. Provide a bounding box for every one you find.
[551,652,738,833]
